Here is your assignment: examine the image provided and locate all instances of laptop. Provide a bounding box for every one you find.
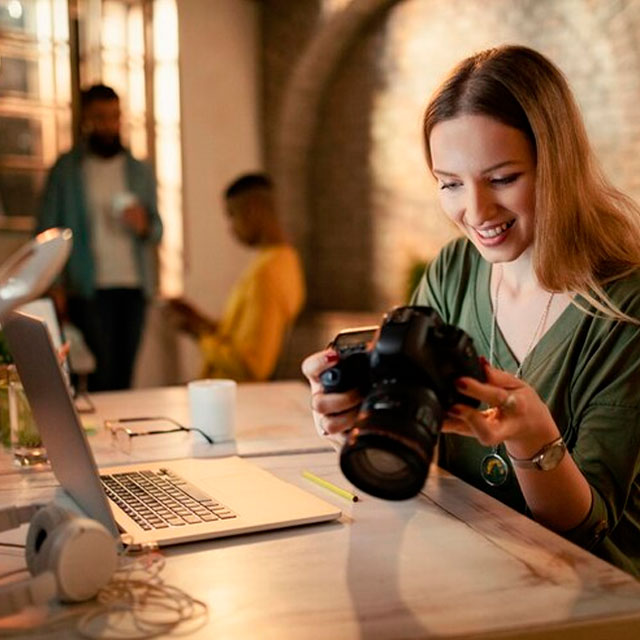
[3,310,341,547]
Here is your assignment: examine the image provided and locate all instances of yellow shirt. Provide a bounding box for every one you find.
[198,244,305,381]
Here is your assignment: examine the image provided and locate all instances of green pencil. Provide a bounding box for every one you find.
[302,470,359,502]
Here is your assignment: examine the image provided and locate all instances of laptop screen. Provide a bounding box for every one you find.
[3,311,120,538]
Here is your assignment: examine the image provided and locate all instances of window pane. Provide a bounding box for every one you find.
[0,0,38,37]
[52,0,68,41]
[0,0,71,231]
[102,0,127,51]
[0,55,40,98]
[0,169,44,217]
[153,0,178,62]
[0,115,42,157]
[54,43,71,103]
[127,4,144,57]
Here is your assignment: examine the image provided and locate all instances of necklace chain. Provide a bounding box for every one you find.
[489,266,555,379]
[482,265,555,487]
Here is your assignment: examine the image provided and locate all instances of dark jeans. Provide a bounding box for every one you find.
[68,288,146,391]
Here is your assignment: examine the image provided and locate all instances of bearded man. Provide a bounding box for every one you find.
[37,84,163,390]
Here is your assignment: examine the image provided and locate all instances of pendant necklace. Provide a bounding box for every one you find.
[479,266,555,487]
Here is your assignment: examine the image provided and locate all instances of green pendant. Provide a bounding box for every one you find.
[480,451,509,487]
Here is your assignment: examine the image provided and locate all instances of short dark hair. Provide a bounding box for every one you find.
[81,84,119,110]
[224,173,273,199]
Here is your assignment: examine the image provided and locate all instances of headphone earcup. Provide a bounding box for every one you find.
[26,504,74,574]
[25,504,118,602]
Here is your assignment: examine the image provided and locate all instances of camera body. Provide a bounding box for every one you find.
[320,305,485,500]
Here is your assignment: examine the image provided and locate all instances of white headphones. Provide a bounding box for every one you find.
[0,503,118,617]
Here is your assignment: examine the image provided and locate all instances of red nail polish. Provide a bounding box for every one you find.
[325,351,339,364]
[479,356,488,367]
[455,379,467,390]
[449,406,462,416]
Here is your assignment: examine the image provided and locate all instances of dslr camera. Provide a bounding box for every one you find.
[320,305,485,500]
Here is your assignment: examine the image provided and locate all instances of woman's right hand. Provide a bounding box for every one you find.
[301,349,363,439]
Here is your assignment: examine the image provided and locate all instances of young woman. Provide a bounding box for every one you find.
[302,45,640,577]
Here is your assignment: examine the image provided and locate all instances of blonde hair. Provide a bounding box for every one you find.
[423,45,640,322]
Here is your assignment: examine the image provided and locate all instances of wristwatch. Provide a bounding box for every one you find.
[507,436,567,471]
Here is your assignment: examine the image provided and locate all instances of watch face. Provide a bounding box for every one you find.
[538,443,566,471]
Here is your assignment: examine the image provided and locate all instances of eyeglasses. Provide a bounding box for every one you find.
[104,416,214,453]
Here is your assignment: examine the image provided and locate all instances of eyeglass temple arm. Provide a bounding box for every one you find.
[107,416,181,425]
[190,427,214,445]
[105,416,215,445]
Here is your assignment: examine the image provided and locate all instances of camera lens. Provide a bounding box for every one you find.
[339,386,441,500]
[361,448,408,475]
[341,436,429,500]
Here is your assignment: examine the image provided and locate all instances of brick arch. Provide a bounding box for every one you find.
[274,0,640,312]
[274,0,404,269]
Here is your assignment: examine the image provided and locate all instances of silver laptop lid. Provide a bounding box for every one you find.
[3,310,120,538]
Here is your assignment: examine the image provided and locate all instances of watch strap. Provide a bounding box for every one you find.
[507,436,566,470]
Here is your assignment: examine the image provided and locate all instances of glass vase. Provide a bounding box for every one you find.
[0,364,47,468]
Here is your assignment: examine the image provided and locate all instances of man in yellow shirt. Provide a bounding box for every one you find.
[168,173,305,381]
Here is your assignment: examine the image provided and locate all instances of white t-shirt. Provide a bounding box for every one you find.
[83,154,140,288]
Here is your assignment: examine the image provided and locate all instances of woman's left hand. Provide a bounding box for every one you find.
[442,363,560,458]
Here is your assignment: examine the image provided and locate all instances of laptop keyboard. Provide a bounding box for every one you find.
[100,468,237,531]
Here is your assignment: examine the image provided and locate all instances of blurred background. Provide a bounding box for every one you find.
[2,0,640,386]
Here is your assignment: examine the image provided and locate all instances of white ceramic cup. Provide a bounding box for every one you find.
[188,379,237,443]
[111,192,137,219]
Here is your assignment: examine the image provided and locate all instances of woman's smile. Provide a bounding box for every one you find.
[474,218,516,243]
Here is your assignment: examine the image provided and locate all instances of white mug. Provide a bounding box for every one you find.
[111,192,137,219]
[188,379,237,443]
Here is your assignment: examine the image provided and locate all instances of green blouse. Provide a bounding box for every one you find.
[412,238,640,577]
